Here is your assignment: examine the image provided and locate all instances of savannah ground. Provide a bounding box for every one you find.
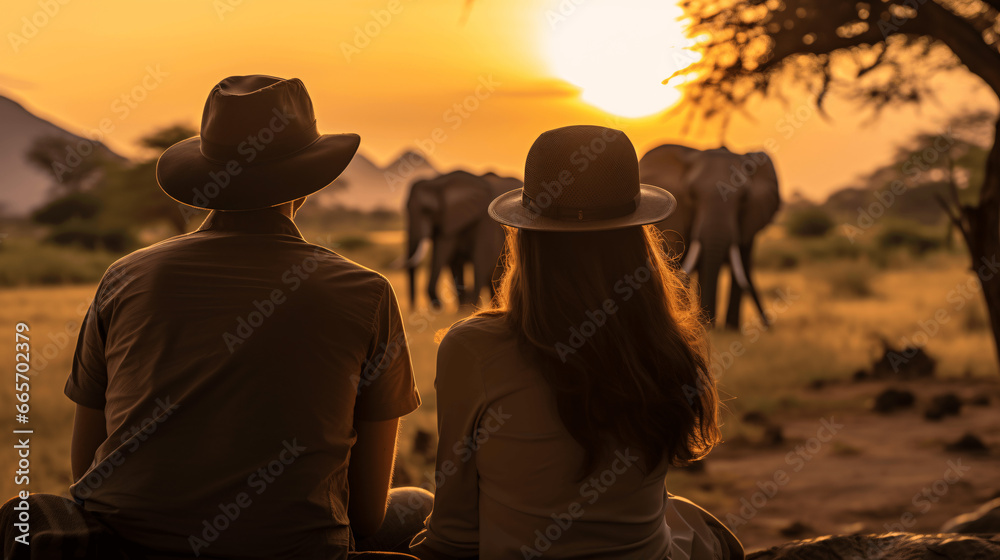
[1,221,998,553]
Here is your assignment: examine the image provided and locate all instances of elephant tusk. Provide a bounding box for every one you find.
[729,244,770,327]
[729,244,751,291]
[406,238,432,268]
[681,241,701,275]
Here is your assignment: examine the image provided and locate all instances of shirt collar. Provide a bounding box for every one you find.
[196,209,305,239]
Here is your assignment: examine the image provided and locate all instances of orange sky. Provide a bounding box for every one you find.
[2,0,997,201]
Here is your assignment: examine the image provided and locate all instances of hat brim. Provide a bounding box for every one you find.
[155,133,360,210]
[488,184,676,232]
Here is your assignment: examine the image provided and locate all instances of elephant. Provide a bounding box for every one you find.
[639,145,781,329]
[405,170,521,309]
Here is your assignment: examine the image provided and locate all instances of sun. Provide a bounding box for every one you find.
[541,0,699,119]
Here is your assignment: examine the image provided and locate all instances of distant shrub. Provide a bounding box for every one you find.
[825,263,874,298]
[45,222,135,252]
[0,238,116,286]
[786,207,835,238]
[31,193,102,225]
[99,228,133,253]
[756,248,799,270]
[47,225,100,250]
[963,302,990,332]
[803,236,864,261]
[334,235,373,251]
[876,223,943,256]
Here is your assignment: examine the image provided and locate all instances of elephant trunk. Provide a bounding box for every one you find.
[695,239,729,327]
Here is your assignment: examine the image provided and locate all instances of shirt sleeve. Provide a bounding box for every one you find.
[64,299,109,409]
[410,327,484,558]
[354,279,421,421]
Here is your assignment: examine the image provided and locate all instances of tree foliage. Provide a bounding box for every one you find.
[676,0,1000,121]
[26,135,110,193]
[27,124,200,251]
[100,124,203,235]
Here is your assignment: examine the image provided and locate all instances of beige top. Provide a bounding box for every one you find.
[411,315,721,560]
[65,211,420,559]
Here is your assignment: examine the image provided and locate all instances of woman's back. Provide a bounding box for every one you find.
[411,125,739,560]
[413,314,673,559]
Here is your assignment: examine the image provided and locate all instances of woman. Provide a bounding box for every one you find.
[410,125,742,559]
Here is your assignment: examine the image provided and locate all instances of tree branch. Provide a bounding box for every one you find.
[913,1,1000,95]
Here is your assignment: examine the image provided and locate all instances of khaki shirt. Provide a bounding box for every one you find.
[411,315,680,560]
[65,210,419,559]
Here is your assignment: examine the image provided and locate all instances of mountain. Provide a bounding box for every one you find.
[0,95,124,216]
[314,149,437,212]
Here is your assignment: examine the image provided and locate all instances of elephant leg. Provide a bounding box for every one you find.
[450,259,466,304]
[470,258,495,309]
[427,237,451,309]
[407,266,417,310]
[727,242,769,329]
[725,256,744,331]
[470,222,505,309]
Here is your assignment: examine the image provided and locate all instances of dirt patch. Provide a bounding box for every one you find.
[668,376,1000,552]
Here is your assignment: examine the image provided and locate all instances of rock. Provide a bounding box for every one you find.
[873,388,915,413]
[941,497,1000,534]
[871,343,936,380]
[945,433,989,453]
[681,460,707,474]
[925,393,963,421]
[412,429,434,457]
[968,394,991,407]
[762,425,784,446]
[746,533,1000,559]
[778,521,812,539]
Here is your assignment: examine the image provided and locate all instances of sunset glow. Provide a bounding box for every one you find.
[541,0,699,118]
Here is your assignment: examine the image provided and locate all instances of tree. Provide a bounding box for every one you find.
[676,0,1000,368]
[786,206,835,237]
[26,135,109,193]
[100,124,202,235]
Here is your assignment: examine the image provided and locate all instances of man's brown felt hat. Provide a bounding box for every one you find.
[156,75,360,210]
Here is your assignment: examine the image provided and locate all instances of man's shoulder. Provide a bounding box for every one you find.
[305,243,390,289]
[100,234,192,280]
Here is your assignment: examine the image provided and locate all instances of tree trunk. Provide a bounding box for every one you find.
[957,117,1000,371]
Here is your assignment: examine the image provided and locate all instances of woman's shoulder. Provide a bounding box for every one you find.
[439,313,515,358]
[441,313,513,345]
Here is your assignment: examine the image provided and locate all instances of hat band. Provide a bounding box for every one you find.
[521,191,640,222]
[199,119,320,165]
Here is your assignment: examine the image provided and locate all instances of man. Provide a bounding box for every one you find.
[1,75,429,559]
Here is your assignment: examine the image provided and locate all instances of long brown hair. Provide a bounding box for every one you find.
[479,225,720,475]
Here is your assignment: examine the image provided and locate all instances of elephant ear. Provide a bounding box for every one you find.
[639,144,698,254]
[439,172,493,236]
[740,152,781,243]
[482,174,522,198]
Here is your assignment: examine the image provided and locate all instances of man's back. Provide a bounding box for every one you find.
[66,210,419,559]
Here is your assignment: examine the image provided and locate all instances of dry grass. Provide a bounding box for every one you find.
[1,231,996,551]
